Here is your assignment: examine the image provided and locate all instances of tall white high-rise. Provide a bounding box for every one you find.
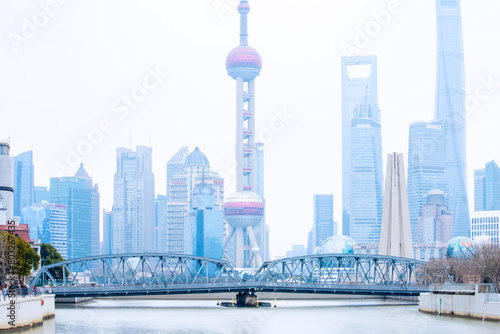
[166,147,224,254]
[113,146,155,254]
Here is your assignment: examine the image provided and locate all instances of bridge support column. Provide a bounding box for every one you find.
[236,291,258,307]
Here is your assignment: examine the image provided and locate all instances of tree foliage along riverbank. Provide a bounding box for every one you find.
[418,244,500,293]
[0,231,40,285]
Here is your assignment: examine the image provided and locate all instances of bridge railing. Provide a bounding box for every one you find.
[0,288,43,302]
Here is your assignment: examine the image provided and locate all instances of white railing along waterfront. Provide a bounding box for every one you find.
[430,283,475,293]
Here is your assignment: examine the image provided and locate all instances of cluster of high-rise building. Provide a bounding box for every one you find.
[2,141,269,267]
[340,1,469,247]
[0,0,272,269]
[310,0,489,260]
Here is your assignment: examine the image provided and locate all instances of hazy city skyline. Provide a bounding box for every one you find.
[2,0,500,258]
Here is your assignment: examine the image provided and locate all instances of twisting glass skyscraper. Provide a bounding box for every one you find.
[341,55,383,243]
[407,1,469,240]
[435,0,469,237]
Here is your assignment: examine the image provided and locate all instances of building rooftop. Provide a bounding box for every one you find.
[185,147,209,167]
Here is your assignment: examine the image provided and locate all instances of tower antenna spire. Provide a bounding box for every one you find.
[238,0,250,46]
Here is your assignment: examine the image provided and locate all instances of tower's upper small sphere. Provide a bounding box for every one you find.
[226,46,262,81]
[238,2,250,14]
[224,191,264,228]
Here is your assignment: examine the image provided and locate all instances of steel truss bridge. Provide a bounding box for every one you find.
[30,253,429,297]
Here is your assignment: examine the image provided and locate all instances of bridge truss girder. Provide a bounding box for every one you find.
[252,254,423,288]
[30,253,242,289]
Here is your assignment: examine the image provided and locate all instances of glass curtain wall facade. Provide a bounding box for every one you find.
[13,151,34,216]
[184,185,223,260]
[113,146,155,254]
[313,194,335,247]
[103,210,113,255]
[166,148,224,254]
[474,161,500,212]
[407,121,447,242]
[20,203,68,258]
[435,0,470,237]
[155,194,167,253]
[50,173,98,260]
[34,186,50,203]
[341,55,383,243]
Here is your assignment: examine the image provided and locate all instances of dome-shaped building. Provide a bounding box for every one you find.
[447,236,475,259]
[185,147,209,167]
[316,235,357,255]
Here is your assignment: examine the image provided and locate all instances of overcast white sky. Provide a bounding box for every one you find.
[1,0,500,259]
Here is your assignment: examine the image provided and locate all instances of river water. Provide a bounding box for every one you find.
[17,298,500,333]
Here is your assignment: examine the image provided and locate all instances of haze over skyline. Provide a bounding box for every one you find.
[2,0,500,258]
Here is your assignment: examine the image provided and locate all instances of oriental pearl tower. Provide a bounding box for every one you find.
[223,0,264,268]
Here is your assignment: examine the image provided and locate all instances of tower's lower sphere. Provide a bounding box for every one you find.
[224,191,263,228]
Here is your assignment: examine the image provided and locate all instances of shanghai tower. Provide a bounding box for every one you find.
[435,0,470,237]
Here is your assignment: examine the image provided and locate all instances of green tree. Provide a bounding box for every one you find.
[0,231,40,284]
[15,236,40,282]
[41,243,68,281]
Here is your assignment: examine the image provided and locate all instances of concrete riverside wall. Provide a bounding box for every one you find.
[0,294,55,330]
[419,293,500,321]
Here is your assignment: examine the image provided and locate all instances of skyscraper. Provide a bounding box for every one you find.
[474,161,500,212]
[166,147,224,254]
[417,190,453,244]
[50,163,99,259]
[474,169,486,212]
[20,203,68,258]
[341,55,383,243]
[312,194,335,248]
[253,143,269,262]
[154,194,167,253]
[34,186,50,203]
[113,146,155,254]
[13,150,34,217]
[435,0,470,237]
[471,211,500,245]
[184,183,224,260]
[166,146,189,201]
[223,0,265,268]
[407,121,447,242]
[103,210,113,255]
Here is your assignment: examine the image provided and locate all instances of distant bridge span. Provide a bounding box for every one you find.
[30,253,429,297]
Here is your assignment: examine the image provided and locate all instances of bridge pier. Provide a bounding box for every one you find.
[236,291,257,307]
[220,291,271,308]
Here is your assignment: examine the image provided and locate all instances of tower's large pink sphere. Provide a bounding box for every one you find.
[226,46,262,81]
[224,191,264,228]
